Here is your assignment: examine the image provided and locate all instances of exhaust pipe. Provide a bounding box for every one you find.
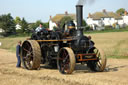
[76,5,83,28]
[76,5,83,36]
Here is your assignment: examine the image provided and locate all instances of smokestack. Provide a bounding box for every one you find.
[75,0,95,36]
[76,5,83,28]
[76,5,83,36]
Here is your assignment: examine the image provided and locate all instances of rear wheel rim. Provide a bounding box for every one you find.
[22,41,34,69]
[57,47,75,74]
[21,40,41,70]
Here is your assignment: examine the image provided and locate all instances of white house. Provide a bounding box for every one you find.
[86,9,124,30]
[122,11,128,25]
[49,11,77,30]
[49,18,58,30]
[0,28,4,33]
[15,24,21,30]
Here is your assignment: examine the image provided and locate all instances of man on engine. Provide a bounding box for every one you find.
[35,24,45,32]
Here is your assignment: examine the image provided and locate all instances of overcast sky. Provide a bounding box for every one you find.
[0,0,128,22]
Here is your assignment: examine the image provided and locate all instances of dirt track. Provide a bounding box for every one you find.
[0,49,128,85]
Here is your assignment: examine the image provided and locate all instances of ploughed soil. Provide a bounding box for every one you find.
[0,49,128,85]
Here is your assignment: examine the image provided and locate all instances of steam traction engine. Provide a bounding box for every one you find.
[21,5,107,74]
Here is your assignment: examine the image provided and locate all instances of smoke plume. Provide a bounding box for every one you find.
[77,0,86,5]
[77,0,95,5]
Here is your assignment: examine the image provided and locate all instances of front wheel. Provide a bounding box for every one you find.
[57,47,76,74]
[87,48,107,72]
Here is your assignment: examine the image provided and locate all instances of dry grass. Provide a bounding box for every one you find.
[0,48,128,85]
[87,32,128,58]
[0,37,28,52]
[0,40,128,85]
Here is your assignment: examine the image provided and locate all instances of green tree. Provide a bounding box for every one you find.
[59,16,73,29]
[28,23,36,30]
[35,20,42,28]
[82,19,90,31]
[20,17,28,33]
[34,20,49,29]
[29,20,43,30]
[14,16,21,24]
[42,22,49,28]
[116,8,125,15]
[0,13,16,36]
[28,20,49,31]
[82,19,87,27]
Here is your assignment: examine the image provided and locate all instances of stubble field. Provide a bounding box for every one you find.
[0,49,128,85]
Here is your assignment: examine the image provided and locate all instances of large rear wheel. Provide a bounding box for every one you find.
[57,47,76,74]
[21,40,41,70]
[87,48,107,72]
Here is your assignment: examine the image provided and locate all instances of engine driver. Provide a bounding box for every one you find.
[64,21,76,36]
[35,24,45,32]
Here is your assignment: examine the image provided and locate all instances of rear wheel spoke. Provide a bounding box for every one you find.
[21,40,41,70]
[57,47,75,74]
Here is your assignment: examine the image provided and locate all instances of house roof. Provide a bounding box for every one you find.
[51,14,76,22]
[89,10,122,20]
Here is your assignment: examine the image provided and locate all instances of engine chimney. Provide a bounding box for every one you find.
[76,5,83,36]
[76,5,83,27]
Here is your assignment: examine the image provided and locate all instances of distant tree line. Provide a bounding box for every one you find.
[0,13,16,36]
[0,8,126,36]
[0,13,49,36]
[116,8,126,16]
